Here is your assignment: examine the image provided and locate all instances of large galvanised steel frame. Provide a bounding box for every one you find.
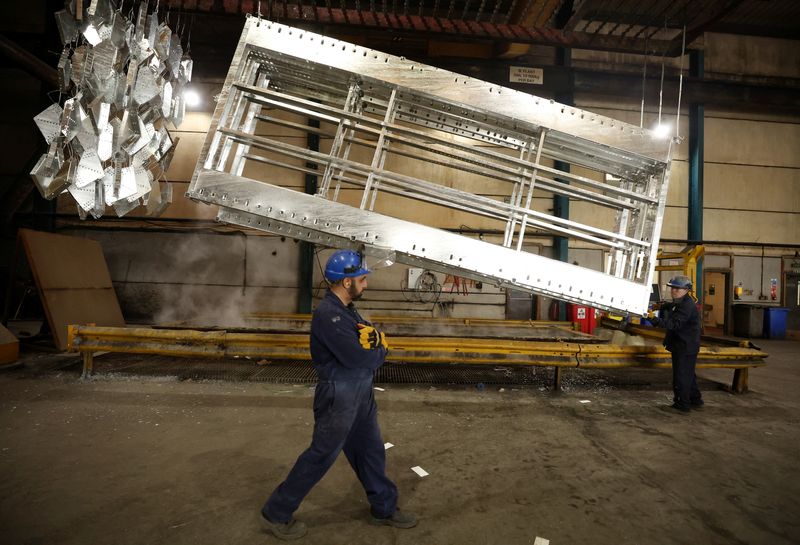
[187,17,674,315]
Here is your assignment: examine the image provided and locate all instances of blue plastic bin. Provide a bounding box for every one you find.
[763,307,789,339]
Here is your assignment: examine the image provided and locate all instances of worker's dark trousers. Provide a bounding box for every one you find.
[671,351,702,410]
[263,376,398,523]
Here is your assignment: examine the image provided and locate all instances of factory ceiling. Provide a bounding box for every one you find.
[1,0,798,129]
[142,0,798,114]
[4,1,797,84]
[166,0,799,57]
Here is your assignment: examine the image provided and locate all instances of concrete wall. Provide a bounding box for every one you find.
[310,248,507,320]
[62,230,302,325]
[732,255,782,303]
[704,34,800,79]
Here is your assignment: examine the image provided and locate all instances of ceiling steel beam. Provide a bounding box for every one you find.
[558,0,589,30]
[584,0,631,39]
[664,0,746,55]
[283,5,674,54]
[708,22,800,40]
[165,1,674,54]
[630,0,678,39]
[426,58,800,113]
[567,9,688,30]
[571,70,800,113]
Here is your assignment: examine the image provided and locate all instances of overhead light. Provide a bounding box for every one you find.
[653,123,671,138]
[184,88,201,108]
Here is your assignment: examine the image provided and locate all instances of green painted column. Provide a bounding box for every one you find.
[688,50,704,243]
[553,48,573,321]
[689,50,704,298]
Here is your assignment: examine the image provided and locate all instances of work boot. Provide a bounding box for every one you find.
[261,513,307,540]
[661,403,689,415]
[369,508,418,529]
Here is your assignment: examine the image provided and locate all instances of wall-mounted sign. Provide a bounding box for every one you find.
[509,66,544,85]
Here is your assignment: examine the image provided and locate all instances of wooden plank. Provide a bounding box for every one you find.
[19,229,116,289]
[19,229,125,350]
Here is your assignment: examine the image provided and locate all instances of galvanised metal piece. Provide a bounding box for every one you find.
[188,17,675,315]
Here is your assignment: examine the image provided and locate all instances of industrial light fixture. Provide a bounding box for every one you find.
[184,88,201,108]
[653,123,671,138]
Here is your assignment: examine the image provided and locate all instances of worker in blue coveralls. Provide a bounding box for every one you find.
[649,275,704,414]
[260,249,417,540]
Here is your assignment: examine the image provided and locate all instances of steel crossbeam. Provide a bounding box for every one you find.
[187,17,674,315]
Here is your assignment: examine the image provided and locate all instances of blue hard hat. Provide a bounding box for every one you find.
[667,275,693,290]
[324,250,370,282]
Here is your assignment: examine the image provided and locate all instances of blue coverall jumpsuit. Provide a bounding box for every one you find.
[262,290,398,523]
[655,293,703,410]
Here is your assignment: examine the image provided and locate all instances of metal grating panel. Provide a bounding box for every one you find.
[187,17,674,315]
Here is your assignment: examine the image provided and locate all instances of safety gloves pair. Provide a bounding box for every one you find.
[358,324,389,350]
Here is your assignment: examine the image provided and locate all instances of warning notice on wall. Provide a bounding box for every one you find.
[509,66,544,85]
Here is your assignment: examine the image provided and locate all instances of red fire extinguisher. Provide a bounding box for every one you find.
[770,278,778,300]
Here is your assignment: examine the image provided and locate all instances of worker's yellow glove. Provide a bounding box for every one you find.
[358,325,389,350]
[646,309,656,319]
[358,325,380,350]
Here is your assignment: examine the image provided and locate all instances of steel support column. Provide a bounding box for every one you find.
[553,48,573,321]
[689,50,705,298]
[688,50,704,244]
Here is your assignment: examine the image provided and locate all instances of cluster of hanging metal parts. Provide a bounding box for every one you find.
[30,0,191,218]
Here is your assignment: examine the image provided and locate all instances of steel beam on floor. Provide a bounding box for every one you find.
[67,325,767,390]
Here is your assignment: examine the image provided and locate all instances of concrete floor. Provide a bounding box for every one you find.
[0,339,798,545]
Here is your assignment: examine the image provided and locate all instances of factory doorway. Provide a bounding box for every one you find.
[703,270,730,335]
